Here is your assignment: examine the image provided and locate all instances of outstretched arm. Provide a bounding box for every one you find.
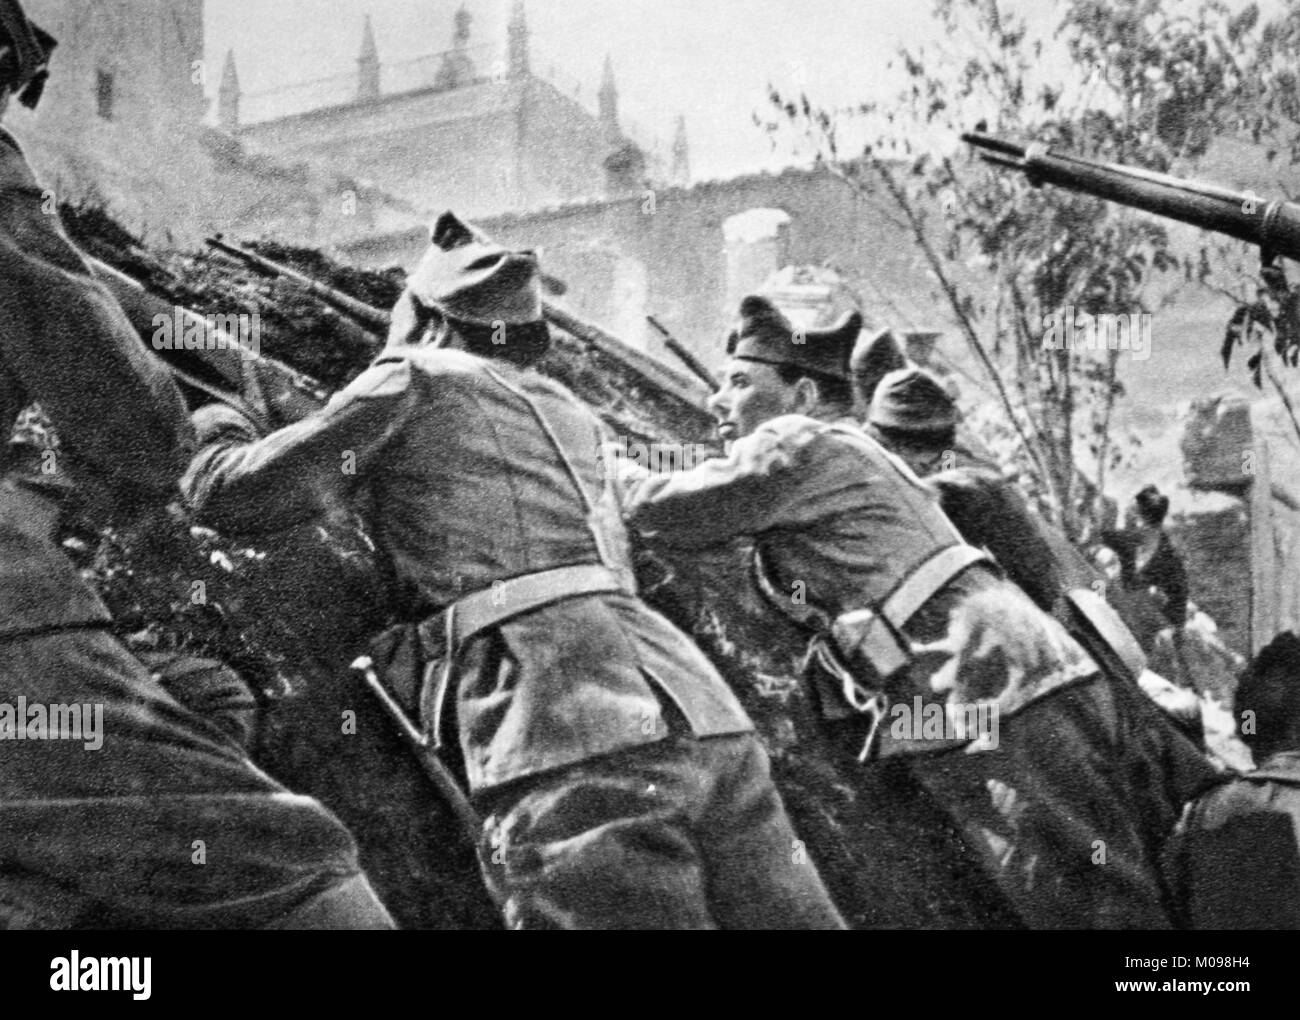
[619,417,815,548]
[0,131,193,499]
[183,358,417,535]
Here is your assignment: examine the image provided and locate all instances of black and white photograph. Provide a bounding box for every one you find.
[0,0,1289,979]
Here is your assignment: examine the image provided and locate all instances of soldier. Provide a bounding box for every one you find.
[182,212,846,930]
[0,0,393,929]
[1164,632,1300,928]
[618,293,1219,928]
[866,365,1204,737]
[866,366,1066,610]
[848,325,907,418]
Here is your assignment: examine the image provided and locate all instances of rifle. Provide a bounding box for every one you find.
[207,234,391,336]
[350,655,481,842]
[646,315,718,392]
[962,132,1300,267]
[205,235,715,416]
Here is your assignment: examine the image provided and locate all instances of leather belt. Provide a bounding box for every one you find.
[418,563,629,653]
[753,541,993,636]
[882,544,993,628]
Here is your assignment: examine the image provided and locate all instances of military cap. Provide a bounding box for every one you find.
[726,294,862,382]
[850,326,908,408]
[405,210,544,327]
[868,366,958,434]
[0,0,55,109]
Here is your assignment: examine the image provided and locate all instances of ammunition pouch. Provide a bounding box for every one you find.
[755,542,993,750]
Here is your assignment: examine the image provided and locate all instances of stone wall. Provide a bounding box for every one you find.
[1171,391,1300,663]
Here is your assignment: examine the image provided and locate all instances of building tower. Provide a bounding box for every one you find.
[357,15,380,102]
[508,1,530,78]
[433,5,476,91]
[671,114,690,186]
[217,49,240,133]
[598,54,618,136]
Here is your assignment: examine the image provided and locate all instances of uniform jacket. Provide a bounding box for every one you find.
[0,125,193,638]
[1163,751,1300,928]
[925,467,1205,739]
[0,128,374,928]
[182,347,753,792]
[620,414,1096,757]
[924,465,1067,614]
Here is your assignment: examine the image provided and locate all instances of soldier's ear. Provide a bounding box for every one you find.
[791,375,821,416]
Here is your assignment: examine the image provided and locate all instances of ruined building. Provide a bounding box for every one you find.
[226,3,659,220]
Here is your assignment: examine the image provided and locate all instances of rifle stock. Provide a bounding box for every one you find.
[963,132,1300,262]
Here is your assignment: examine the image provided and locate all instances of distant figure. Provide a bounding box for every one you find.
[1101,485,1188,628]
[863,364,999,476]
[867,367,1205,742]
[1163,632,1300,928]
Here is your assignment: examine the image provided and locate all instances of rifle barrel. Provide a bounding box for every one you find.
[962,132,1300,262]
[207,236,391,333]
[646,316,718,392]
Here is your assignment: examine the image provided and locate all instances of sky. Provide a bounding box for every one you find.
[208,0,1287,180]
[203,0,1021,181]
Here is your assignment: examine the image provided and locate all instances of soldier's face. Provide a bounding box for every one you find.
[709,358,805,442]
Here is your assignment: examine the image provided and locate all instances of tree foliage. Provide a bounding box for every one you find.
[762,0,1294,538]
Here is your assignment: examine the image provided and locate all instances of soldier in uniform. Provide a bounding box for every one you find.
[1163,632,1300,928]
[866,365,1204,737]
[182,212,846,930]
[618,294,1219,928]
[0,0,393,928]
